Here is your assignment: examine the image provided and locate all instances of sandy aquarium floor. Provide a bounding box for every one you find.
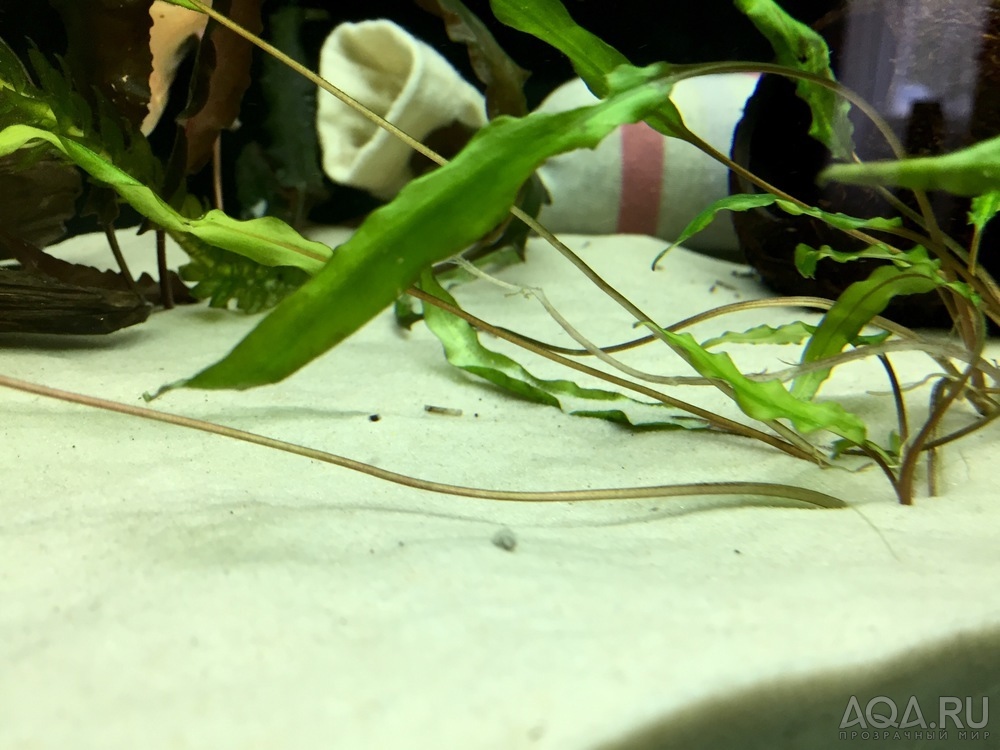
[2,230,998,749]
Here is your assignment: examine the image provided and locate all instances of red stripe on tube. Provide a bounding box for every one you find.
[616,122,664,235]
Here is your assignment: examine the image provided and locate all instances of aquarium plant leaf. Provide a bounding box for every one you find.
[176,0,262,174]
[652,193,901,267]
[157,74,675,393]
[175,233,309,313]
[0,125,331,274]
[733,0,853,159]
[162,0,203,10]
[419,272,705,429]
[647,325,867,444]
[794,243,908,279]
[701,321,889,350]
[795,244,978,299]
[652,193,778,266]
[969,190,1000,234]
[701,321,815,349]
[820,135,1000,196]
[489,0,691,140]
[0,36,31,91]
[416,0,530,118]
[791,259,946,401]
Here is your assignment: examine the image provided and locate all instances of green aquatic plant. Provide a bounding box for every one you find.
[1,0,998,506]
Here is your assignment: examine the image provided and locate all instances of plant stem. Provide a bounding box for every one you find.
[0,372,843,509]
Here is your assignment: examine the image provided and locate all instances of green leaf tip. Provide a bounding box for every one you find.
[734,0,853,159]
[821,135,1000,197]
[489,0,690,139]
[159,0,205,11]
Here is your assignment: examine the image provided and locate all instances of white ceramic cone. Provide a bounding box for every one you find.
[315,20,487,200]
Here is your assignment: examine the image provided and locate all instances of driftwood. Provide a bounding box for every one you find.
[0,269,150,335]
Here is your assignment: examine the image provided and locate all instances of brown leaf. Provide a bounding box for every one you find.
[48,0,155,128]
[177,0,263,174]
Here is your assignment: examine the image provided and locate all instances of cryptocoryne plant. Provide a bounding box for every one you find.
[2,0,999,507]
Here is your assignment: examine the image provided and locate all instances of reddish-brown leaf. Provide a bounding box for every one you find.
[177,0,263,174]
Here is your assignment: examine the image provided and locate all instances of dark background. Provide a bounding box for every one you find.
[2,0,837,231]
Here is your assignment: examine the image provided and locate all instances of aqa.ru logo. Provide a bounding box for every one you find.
[840,695,989,736]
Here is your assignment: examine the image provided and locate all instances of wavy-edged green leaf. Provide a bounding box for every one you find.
[792,261,945,400]
[157,72,675,393]
[653,193,900,268]
[701,321,890,350]
[646,326,866,444]
[734,0,853,159]
[701,321,815,349]
[775,201,900,232]
[174,233,309,313]
[652,193,777,267]
[795,242,908,279]
[0,124,331,275]
[797,242,977,298]
[968,190,1000,234]
[488,0,691,140]
[821,135,1000,197]
[420,272,706,430]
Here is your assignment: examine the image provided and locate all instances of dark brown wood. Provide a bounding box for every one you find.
[0,269,150,335]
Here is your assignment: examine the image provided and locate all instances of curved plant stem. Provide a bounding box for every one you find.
[500,296,912,358]
[0,373,843,509]
[878,354,908,443]
[922,400,1000,450]
[896,363,978,504]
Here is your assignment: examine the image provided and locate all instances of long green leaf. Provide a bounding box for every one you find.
[794,243,907,279]
[646,326,867,444]
[652,193,900,268]
[488,0,691,140]
[161,0,202,10]
[702,321,815,349]
[155,73,673,393]
[701,321,889,350]
[734,0,853,159]
[821,135,1000,197]
[0,124,331,274]
[791,262,944,400]
[419,272,705,429]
